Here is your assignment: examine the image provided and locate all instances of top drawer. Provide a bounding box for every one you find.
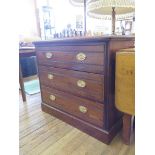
[36,45,105,73]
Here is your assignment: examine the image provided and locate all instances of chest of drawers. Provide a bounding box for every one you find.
[34,36,134,144]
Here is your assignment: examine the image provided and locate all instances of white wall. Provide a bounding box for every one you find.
[19,0,39,38]
[49,0,84,32]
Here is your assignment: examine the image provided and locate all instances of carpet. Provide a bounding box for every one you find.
[24,79,40,95]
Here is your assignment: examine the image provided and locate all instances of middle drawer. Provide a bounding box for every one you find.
[39,66,104,102]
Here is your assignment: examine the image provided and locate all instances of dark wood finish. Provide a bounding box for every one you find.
[39,66,104,102]
[39,65,103,81]
[41,85,104,127]
[41,103,122,144]
[19,47,36,102]
[39,62,104,74]
[112,7,116,35]
[36,45,105,74]
[19,64,26,102]
[122,114,134,145]
[104,39,134,129]
[37,50,104,64]
[36,51,104,66]
[35,44,105,51]
[34,36,134,144]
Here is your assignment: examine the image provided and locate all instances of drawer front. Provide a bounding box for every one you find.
[41,86,104,127]
[36,49,104,73]
[37,51,104,65]
[39,66,104,102]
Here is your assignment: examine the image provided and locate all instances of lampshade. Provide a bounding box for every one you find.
[69,0,84,7]
[87,0,135,15]
[87,11,134,21]
[69,0,134,20]
[87,0,135,34]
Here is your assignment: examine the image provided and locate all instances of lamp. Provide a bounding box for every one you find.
[69,0,84,7]
[87,0,135,34]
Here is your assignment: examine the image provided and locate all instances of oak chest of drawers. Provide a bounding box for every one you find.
[34,36,134,144]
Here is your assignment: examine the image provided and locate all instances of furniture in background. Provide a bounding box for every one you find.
[42,6,55,40]
[34,36,134,144]
[20,56,37,78]
[19,47,36,102]
[115,49,135,144]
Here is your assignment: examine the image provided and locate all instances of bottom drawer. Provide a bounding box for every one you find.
[41,86,104,128]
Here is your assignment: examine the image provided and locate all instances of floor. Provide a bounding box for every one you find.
[19,92,135,155]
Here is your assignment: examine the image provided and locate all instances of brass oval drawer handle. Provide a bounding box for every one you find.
[79,106,87,113]
[50,95,56,101]
[46,52,53,58]
[48,74,54,80]
[77,80,86,88]
[76,53,86,61]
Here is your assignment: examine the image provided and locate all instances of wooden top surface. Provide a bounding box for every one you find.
[19,46,35,51]
[33,35,135,46]
[19,47,35,57]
